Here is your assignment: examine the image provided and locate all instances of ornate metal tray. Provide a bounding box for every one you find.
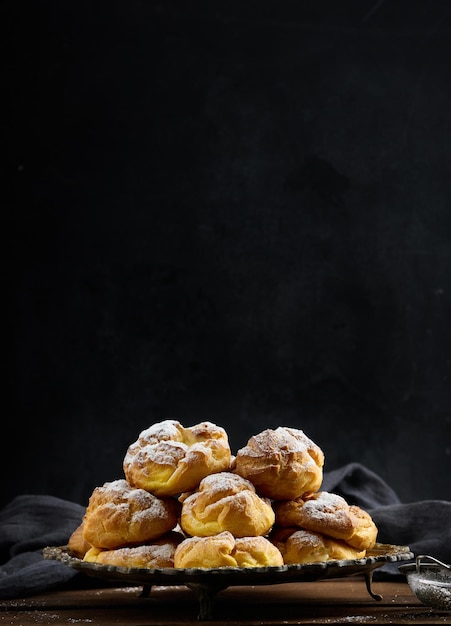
[44,543,413,620]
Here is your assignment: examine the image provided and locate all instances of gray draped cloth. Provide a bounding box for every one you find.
[1,462,450,599]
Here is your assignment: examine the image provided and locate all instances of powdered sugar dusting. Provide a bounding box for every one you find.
[114,542,175,561]
[291,529,323,549]
[238,427,322,457]
[98,540,179,567]
[94,479,174,521]
[304,492,348,517]
[104,479,131,494]
[140,441,186,465]
[198,472,255,495]
[139,420,183,445]
[123,420,230,471]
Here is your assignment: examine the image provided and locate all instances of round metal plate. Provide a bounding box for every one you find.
[44,542,413,587]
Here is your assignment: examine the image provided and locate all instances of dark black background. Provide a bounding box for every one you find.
[3,0,451,509]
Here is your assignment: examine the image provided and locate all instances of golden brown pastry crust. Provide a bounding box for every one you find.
[233,427,324,500]
[123,420,232,497]
[82,479,181,549]
[83,531,184,568]
[270,527,366,564]
[174,531,284,568]
[179,472,275,538]
[68,521,91,558]
[273,491,378,550]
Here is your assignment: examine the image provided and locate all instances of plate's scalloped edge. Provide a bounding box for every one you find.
[42,542,414,586]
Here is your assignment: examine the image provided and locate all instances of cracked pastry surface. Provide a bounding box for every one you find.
[273,491,378,550]
[179,471,275,538]
[270,527,366,564]
[123,420,232,497]
[234,426,324,500]
[83,531,184,568]
[68,521,91,558]
[82,479,180,549]
[174,531,284,568]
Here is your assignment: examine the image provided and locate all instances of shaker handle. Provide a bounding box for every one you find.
[415,554,450,573]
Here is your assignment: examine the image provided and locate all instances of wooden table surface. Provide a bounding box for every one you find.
[1,577,450,625]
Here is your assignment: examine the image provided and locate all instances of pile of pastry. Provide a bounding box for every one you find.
[68,421,378,569]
